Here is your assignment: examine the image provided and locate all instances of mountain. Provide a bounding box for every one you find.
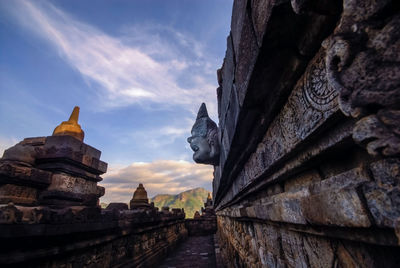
[150,187,210,218]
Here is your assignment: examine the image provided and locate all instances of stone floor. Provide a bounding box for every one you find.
[157,235,217,268]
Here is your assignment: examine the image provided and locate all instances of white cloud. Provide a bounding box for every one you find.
[0,136,19,157]
[123,118,193,149]
[6,0,218,117]
[100,160,214,203]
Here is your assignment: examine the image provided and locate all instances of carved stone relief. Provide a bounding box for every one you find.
[244,49,338,186]
[303,53,339,112]
[187,103,220,165]
[324,0,400,156]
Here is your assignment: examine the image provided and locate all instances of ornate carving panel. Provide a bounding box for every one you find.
[324,0,400,156]
[219,49,339,205]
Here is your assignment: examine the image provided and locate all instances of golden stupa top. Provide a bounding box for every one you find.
[133,183,148,200]
[207,192,212,200]
[53,106,85,142]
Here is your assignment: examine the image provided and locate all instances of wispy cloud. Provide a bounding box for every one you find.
[2,1,220,202]
[100,160,214,203]
[124,117,194,148]
[0,136,19,157]
[6,0,218,116]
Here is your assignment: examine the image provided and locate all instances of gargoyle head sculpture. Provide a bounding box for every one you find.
[187,103,220,166]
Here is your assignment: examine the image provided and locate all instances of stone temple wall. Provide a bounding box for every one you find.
[0,135,187,267]
[0,210,187,267]
[186,218,217,236]
[214,0,400,267]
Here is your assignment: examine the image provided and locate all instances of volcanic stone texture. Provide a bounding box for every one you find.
[214,0,400,267]
[0,135,188,267]
[0,135,106,207]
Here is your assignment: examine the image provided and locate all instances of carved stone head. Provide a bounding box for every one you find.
[187,103,220,166]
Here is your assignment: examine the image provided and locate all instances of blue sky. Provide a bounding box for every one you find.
[0,0,233,202]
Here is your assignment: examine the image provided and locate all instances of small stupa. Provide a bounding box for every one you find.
[130,183,150,209]
[194,211,201,219]
[205,192,213,208]
[53,106,85,141]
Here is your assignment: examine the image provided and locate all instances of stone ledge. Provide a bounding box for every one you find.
[0,161,52,188]
[0,219,188,266]
[216,118,354,210]
[217,167,376,229]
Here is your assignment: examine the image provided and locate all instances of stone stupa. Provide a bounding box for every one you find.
[130,183,151,209]
[53,106,84,141]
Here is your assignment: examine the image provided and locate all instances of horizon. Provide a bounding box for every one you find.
[150,186,210,198]
[100,186,211,205]
[0,0,233,203]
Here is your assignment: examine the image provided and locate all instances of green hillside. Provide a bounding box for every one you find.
[150,187,210,218]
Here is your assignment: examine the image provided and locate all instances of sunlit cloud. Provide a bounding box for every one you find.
[6,0,218,117]
[100,160,214,203]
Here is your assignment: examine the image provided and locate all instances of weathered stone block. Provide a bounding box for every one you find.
[231,0,248,57]
[37,135,107,174]
[234,10,259,106]
[2,137,44,164]
[48,173,101,195]
[281,229,337,267]
[224,85,240,148]
[250,0,275,47]
[220,127,230,168]
[255,223,281,257]
[219,34,235,131]
[370,159,400,189]
[310,167,371,193]
[252,188,308,224]
[0,184,37,205]
[284,169,321,192]
[43,135,101,159]
[0,161,52,188]
[301,188,371,227]
[280,229,309,267]
[364,182,400,228]
[302,234,335,268]
[335,241,376,268]
[39,190,101,207]
[0,204,23,224]
[20,137,47,146]
[362,159,400,228]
